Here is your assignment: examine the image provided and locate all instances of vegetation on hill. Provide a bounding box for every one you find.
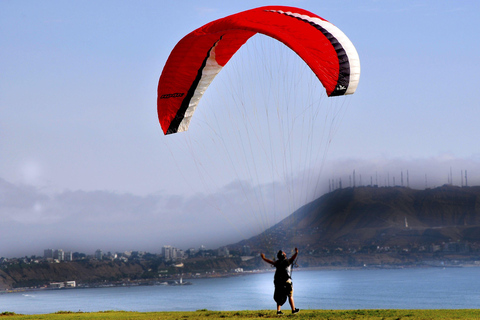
[232,185,480,266]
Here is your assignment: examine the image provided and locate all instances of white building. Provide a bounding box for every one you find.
[162,245,184,261]
[54,249,64,261]
[50,281,76,288]
[162,245,175,261]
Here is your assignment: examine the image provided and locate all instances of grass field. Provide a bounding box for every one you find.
[2,309,480,319]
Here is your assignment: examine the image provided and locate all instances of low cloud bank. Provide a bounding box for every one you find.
[2,154,480,258]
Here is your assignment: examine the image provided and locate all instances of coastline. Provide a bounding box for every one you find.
[3,262,479,295]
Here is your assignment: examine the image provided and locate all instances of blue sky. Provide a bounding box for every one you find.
[1,1,480,257]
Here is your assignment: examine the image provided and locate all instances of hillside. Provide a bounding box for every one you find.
[0,255,249,290]
[231,185,480,262]
[0,259,149,290]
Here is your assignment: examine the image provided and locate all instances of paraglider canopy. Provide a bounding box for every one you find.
[157,6,360,135]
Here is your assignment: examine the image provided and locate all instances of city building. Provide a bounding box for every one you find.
[162,245,175,261]
[64,251,73,261]
[44,249,54,259]
[162,245,184,261]
[95,249,103,260]
[54,249,64,261]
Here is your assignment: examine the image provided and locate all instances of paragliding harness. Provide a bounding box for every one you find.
[273,255,298,306]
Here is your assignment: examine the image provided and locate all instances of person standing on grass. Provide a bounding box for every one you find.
[261,247,299,315]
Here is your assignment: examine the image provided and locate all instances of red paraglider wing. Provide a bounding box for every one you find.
[157,6,360,135]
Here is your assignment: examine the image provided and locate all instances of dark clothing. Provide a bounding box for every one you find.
[274,258,291,283]
[273,279,293,306]
[273,258,293,306]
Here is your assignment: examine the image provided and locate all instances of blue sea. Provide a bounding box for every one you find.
[2,268,480,314]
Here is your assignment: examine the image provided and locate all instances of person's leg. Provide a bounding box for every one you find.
[274,285,285,314]
[288,296,295,310]
[288,292,299,313]
[286,281,298,312]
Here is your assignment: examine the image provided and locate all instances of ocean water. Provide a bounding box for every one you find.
[2,268,480,314]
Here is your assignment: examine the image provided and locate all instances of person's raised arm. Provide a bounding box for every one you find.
[288,248,298,265]
[261,253,275,265]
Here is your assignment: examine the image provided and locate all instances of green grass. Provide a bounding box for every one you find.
[2,310,480,320]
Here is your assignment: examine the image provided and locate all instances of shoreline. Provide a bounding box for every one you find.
[3,263,479,295]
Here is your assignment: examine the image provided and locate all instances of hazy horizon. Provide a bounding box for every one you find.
[2,155,479,258]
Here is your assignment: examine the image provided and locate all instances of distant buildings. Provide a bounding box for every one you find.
[43,248,72,262]
[50,280,76,288]
[41,246,196,263]
[162,245,184,261]
[40,245,234,264]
